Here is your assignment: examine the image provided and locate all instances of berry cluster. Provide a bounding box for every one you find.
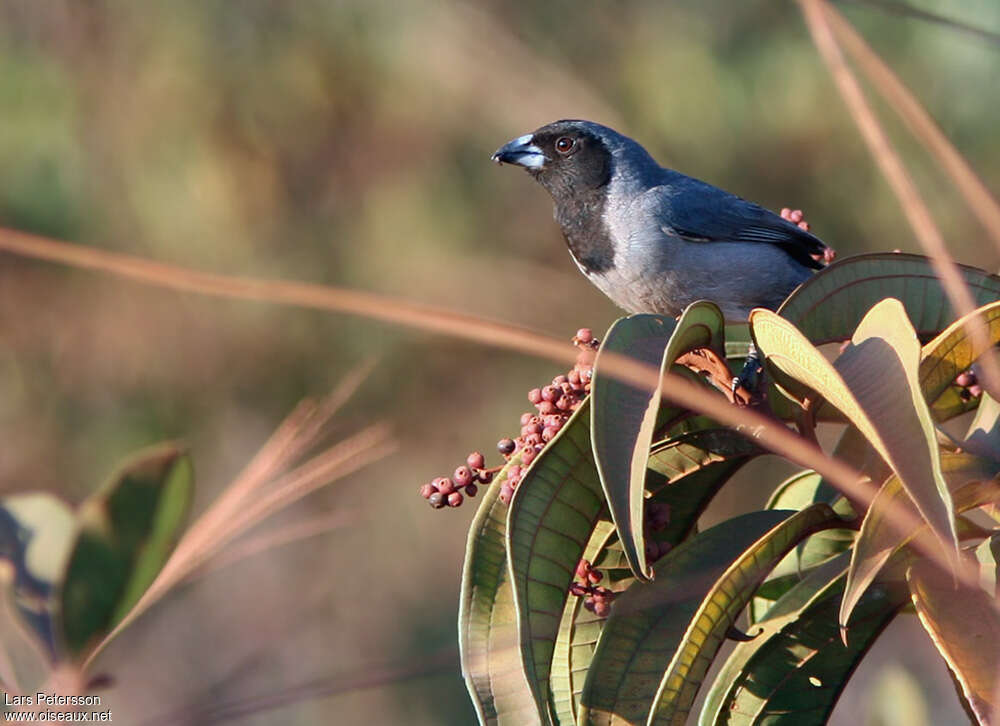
[643,501,673,563]
[569,558,614,617]
[957,370,983,401]
[420,452,493,509]
[419,329,599,510]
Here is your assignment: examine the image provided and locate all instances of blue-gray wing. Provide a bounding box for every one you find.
[644,178,828,270]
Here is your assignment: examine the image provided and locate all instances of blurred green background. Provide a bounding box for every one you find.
[0,1,998,723]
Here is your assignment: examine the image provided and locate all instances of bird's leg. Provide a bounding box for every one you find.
[676,348,749,405]
[731,343,765,407]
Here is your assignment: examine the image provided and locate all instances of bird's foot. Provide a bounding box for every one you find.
[731,345,766,408]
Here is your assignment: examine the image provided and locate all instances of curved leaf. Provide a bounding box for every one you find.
[646,428,760,547]
[592,302,726,582]
[551,429,759,723]
[551,521,619,725]
[751,470,855,623]
[778,252,1000,345]
[703,553,907,725]
[841,453,1000,630]
[507,398,605,725]
[908,560,1000,725]
[751,300,955,553]
[460,454,538,726]
[919,301,1000,421]
[60,444,193,658]
[578,506,841,726]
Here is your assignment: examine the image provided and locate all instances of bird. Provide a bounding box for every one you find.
[491,120,832,322]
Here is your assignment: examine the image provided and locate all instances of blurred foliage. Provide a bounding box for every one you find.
[0,1,997,723]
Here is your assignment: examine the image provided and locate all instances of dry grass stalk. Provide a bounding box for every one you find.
[824,3,1000,251]
[798,0,1000,400]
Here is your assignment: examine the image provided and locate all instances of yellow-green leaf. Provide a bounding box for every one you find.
[578,506,841,726]
[751,300,956,554]
[841,453,1000,630]
[919,301,1000,421]
[460,456,539,726]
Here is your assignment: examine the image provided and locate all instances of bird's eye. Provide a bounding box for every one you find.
[555,137,575,154]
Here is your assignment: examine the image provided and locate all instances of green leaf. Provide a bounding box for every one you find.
[578,506,841,726]
[551,429,758,724]
[751,300,956,553]
[0,493,77,658]
[507,398,606,725]
[751,470,854,623]
[592,303,726,583]
[777,252,1000,345]
[460,455,539,726]
[646,428,760,547]
[841,453,1000,630]
[551,521,619,725]
[59,444,193,658]
[919,301,1000,421]
[908,560,1000,724]
[702,553,907,725]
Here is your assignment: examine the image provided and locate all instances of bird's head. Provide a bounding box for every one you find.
[491,120,616,197]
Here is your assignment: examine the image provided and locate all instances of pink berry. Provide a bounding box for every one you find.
[576,559,590,579]
[528,388,543,404]
[447,491,464,507]
[542,426,559,442]
[454,466,473,487]
[437,478,456,495]
[467,451,485,470]
[538,401,557,415]
[521,447,537,466]
[541,385,560,402]
[499,483,514,504]
[520,412,534,426]
[419,483,436,499]
[587,570,603,584]
[576,328,593,344]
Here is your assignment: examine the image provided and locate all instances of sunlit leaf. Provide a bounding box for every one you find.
[592,303,726,582]
[578,506,841,726]
[460,454,539,726]
[974,533,1000,599]
[60,444,193,658]
[919,301,1000,421]
[751,300,955,554]
[507,398,605,725]
[702,553,907,725]
[778,252,1000,345]
[908,560,1000,725]
[841,453,1000,630]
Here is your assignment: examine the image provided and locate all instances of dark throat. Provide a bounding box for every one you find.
[553,188,615,275]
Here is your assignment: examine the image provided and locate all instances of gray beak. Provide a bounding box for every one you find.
[491,134,547,169]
